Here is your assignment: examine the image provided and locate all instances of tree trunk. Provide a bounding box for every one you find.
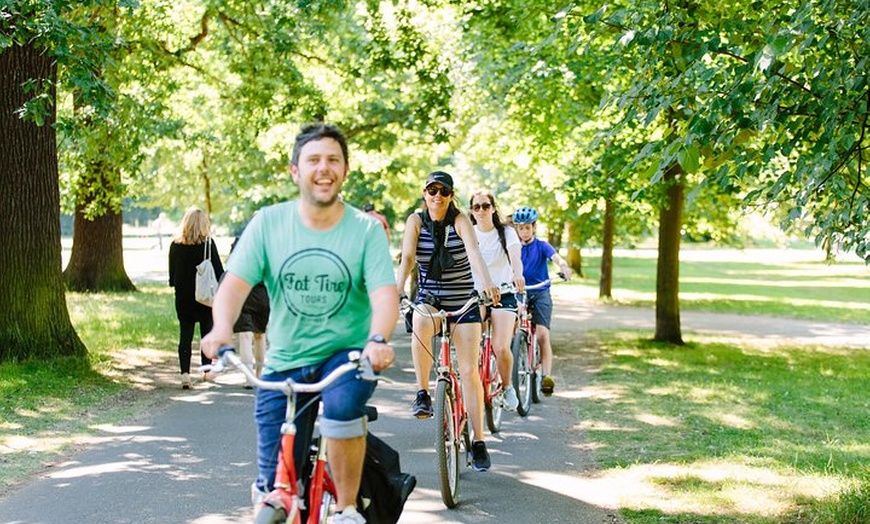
[64,202,135,291]
[0,42,86,362]
[565,220,584,278]
[599,196,615,299]
[654,163,684,345]
[63,147,135,291]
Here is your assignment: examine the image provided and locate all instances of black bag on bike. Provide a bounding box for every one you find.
[358,433,416,524]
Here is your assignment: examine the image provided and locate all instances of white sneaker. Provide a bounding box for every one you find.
[181,373,191,389]
[503,385,519,411]
[251,482,266,511]
[333,505,366,524]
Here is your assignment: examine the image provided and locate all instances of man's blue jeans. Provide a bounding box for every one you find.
[253,349,376,492]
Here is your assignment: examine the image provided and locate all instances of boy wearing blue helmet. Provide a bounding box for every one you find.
[512,207,572,396]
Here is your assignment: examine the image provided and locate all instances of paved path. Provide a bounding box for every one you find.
[1,278,865,523]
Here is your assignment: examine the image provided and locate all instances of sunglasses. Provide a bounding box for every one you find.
[471,202,492,212]
[425,186,453,197]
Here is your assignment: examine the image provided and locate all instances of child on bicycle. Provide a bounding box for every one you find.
[202,123,397,524]
[469,190,525,411]
[511,207,572,396]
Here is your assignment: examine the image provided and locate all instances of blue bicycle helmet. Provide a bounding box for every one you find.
[512,207,538,224]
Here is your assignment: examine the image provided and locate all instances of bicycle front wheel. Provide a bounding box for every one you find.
[512,329,532,416]
[254,505,288,524]
[530,334,543,404]
[484,348,503,433]
[434,378,461,508]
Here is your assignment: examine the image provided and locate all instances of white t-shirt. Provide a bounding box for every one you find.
[473,225,520,291]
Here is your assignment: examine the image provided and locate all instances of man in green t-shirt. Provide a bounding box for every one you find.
[203,123,398,524]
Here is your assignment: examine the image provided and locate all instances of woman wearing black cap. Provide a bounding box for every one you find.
[395,171,500,472]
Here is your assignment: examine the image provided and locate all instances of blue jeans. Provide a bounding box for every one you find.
[253,349,376,492]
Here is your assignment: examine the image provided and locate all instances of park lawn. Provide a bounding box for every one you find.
[0,283,177,494]
[575,250,870,324]
[571,334,869,524]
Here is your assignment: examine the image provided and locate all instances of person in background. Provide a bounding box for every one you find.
[395,171,499,472]
[169,206,224,389]
[363,202,390,240]
[201,123,396,524]
[230,237,269,389]
[512,206,572,396]
[469,190,524,411]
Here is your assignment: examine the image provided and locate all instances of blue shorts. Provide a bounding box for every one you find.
[253,349,376,492]
[483,293,518,321]
[527,290,553,329]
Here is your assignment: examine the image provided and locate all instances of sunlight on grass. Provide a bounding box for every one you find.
[576,335,870,523]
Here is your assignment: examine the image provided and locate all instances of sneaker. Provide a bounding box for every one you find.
[250,482,266,513]
[334,505,366,524]
[542,375,555,396]
[471,440,491,472]
[503,385,519,411]
[181,373,191,389]
[411,389,433,419]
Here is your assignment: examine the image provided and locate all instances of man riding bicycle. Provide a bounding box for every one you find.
[512,207,572,396]
[202,123,398,524]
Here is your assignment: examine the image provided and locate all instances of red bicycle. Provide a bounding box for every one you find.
[208,346,375,524]
[401,294,483,508]
[479,282,519,432]
[479,307,504,433]
[511,276,564,415]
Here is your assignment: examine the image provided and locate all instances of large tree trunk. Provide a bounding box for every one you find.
[64,204,135,291]
[0,42,86,362]
[599,196,615,299]
[64,160,135,291]
[654,163,684,345]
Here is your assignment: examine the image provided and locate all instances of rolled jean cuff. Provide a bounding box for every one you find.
[319,415,367,439]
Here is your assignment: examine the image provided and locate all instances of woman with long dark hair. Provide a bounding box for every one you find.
[469,190,525,410]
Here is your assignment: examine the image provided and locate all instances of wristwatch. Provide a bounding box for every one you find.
[368,334,387,344]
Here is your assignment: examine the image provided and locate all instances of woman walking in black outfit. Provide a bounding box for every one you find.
[169,206,224,388]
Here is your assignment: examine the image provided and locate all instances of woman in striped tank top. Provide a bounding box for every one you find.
[396,171,501,472]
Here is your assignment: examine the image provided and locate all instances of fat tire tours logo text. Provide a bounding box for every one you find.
[279,248,351,319]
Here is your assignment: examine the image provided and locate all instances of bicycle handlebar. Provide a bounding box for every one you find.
[400,293,483,320]
[524,272,568,292]
[207,346,377,393]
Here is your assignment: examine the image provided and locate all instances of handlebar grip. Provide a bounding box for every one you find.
[217,345,236,357]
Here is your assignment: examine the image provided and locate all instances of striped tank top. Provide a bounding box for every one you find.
[416,213,475,310]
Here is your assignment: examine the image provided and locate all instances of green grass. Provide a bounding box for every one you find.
[0,283,176,493]
[575,251,870,324]
[577,334,870,524]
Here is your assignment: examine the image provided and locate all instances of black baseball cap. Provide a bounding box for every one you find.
[425,171,454,190]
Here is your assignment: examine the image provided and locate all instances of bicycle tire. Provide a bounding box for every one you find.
[254,505,287,524]
[434,378,461,508]
[530,335,543,404]
[484,348,503,433]
[318,489,335,523]
[512,329,532,416]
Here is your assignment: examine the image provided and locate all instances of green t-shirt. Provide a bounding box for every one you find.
[228,201,395,371]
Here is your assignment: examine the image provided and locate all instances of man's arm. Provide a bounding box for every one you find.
[364,285,398,372]
[201,273,253,359]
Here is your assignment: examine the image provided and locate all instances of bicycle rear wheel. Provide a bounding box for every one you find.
[512,329,532,416]
[484,348,503,433]
[434,378,461,508]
